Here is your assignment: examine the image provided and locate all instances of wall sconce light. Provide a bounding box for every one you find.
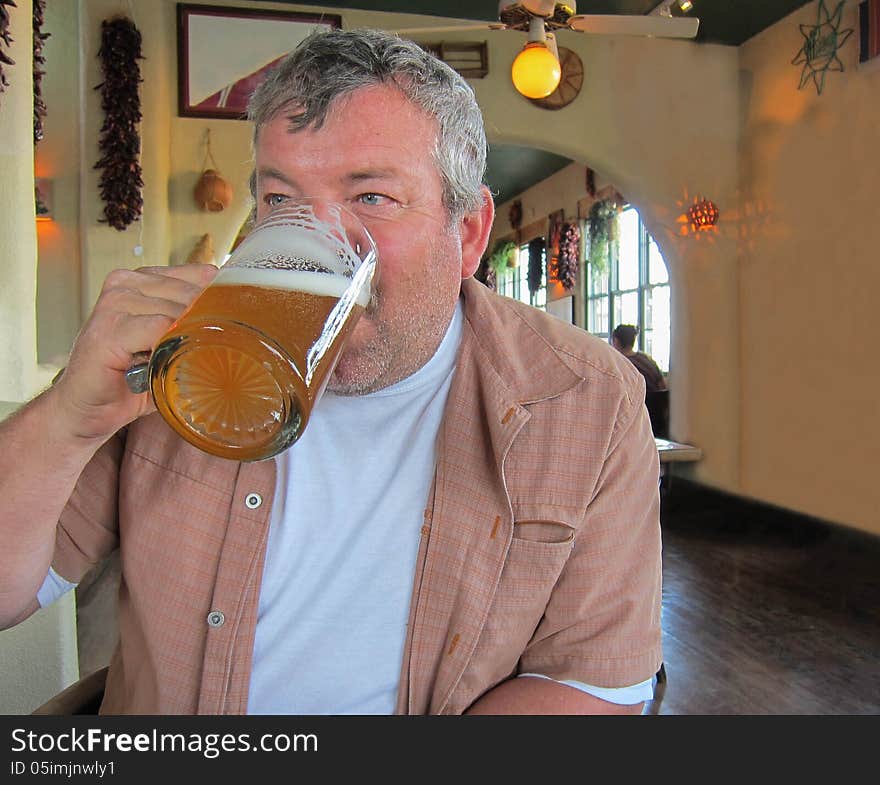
[665,0,694,16]
[35,177,53,222]
[687,197,719,232]
[511,16,561,99]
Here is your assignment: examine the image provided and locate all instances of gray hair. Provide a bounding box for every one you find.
[247,27,487,220]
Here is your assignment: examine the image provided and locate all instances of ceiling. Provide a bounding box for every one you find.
[250,0,813,204]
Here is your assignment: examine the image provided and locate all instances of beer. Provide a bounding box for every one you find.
[150,265,370,462]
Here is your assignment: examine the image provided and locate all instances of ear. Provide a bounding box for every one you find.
[458,185,495,279]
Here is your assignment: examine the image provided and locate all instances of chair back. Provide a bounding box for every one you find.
[645,389,670,439]
[31,666,107,715]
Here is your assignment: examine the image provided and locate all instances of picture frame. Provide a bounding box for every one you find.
[859,1,880,68]
[177,3,341,119]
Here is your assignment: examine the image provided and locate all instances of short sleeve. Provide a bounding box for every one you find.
[52,430,126,583]
[518,388,663,687]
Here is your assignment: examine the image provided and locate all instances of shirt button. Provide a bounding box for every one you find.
[245,492,262,509]
[207,610,225,628]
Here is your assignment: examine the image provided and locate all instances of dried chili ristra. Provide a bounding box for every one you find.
[94,16,144,231]
[0,0,17,97]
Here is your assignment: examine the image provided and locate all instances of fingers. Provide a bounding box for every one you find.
[99,265,217,307]
[45,265,222,443]
[71,266,218,377]
[134,262,219,283]
[97,290,191,323]
[111,314,184,361]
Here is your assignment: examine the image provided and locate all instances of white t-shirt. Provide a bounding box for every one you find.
[247,301,464,713]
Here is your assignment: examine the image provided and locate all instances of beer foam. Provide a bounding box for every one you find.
[232,225,358,275]
[214,266,371,306]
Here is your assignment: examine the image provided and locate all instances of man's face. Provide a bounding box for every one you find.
[253,84,491,395]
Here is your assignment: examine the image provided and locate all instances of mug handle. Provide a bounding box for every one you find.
[124,351,152,395]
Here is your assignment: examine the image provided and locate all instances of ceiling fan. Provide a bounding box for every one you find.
[395,1,700,103]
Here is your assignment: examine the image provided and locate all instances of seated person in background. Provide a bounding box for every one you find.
[612,324,667,395]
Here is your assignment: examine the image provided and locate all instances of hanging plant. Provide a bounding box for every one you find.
[0,0,15,101]
[33,0,49,143]
[94,16,144,231]
[488,239,518,276]
[557,221,580,290]
[527,237,544,294]
[587,198,618,275]
[483,262,497,292]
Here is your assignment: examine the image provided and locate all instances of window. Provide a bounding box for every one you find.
[497,241,547,309]
[585,207,670,372]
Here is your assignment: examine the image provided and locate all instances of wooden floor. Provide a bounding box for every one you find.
[654,480,880,715]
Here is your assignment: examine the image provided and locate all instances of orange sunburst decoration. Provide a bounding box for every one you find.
[676,196,720,236]
[687,198,719,232]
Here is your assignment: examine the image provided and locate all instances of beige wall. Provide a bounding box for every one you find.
[737,1,880,533]
[0,593,79,714]
[35,0,81,366]
[0,0,38,402]
[4,2,877,534]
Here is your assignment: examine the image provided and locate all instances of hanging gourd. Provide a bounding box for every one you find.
[194,129,232,212]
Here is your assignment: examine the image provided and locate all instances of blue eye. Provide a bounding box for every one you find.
[358,193,386,206]
[265,193,287,207]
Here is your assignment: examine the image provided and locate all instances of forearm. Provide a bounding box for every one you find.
[0,264,218,629]
[0,388,105,628]
[464,676,644,715]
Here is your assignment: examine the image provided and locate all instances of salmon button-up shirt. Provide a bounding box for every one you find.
[53,277,663,714]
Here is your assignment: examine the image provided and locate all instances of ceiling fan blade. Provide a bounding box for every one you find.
[568,15,699,39]
[393,22,507,35]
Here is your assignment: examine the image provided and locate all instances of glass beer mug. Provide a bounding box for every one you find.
[127,198,378,462]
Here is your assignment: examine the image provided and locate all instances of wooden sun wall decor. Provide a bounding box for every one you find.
[792,0,854,95]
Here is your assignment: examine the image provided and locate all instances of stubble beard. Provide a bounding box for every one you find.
[327,235,461,397]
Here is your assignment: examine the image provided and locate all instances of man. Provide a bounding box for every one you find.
[612,324,667,395]
[0,29,661,715]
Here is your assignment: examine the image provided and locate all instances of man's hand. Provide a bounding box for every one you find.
[49,264,218,445]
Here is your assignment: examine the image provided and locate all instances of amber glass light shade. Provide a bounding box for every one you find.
[511,42,561,99]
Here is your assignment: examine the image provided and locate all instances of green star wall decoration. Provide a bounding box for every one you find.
[792,0,854,95]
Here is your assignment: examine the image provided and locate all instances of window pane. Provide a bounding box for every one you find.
[648,237,669,285]
[614,291,639,327]
[644,285,670,372]
[617,208,640,291]
[588,296,608,335]
[533,288,546,308]
[588,264,608,297]
[498,266,512,298]
[520,242,546,308]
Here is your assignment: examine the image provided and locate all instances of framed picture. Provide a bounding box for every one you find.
[860,1,880,66]
[177,4,341,119]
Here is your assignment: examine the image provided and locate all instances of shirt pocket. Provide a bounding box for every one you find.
[512,519,576,544]
[448,519,575,712]
[500,520,575,622]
